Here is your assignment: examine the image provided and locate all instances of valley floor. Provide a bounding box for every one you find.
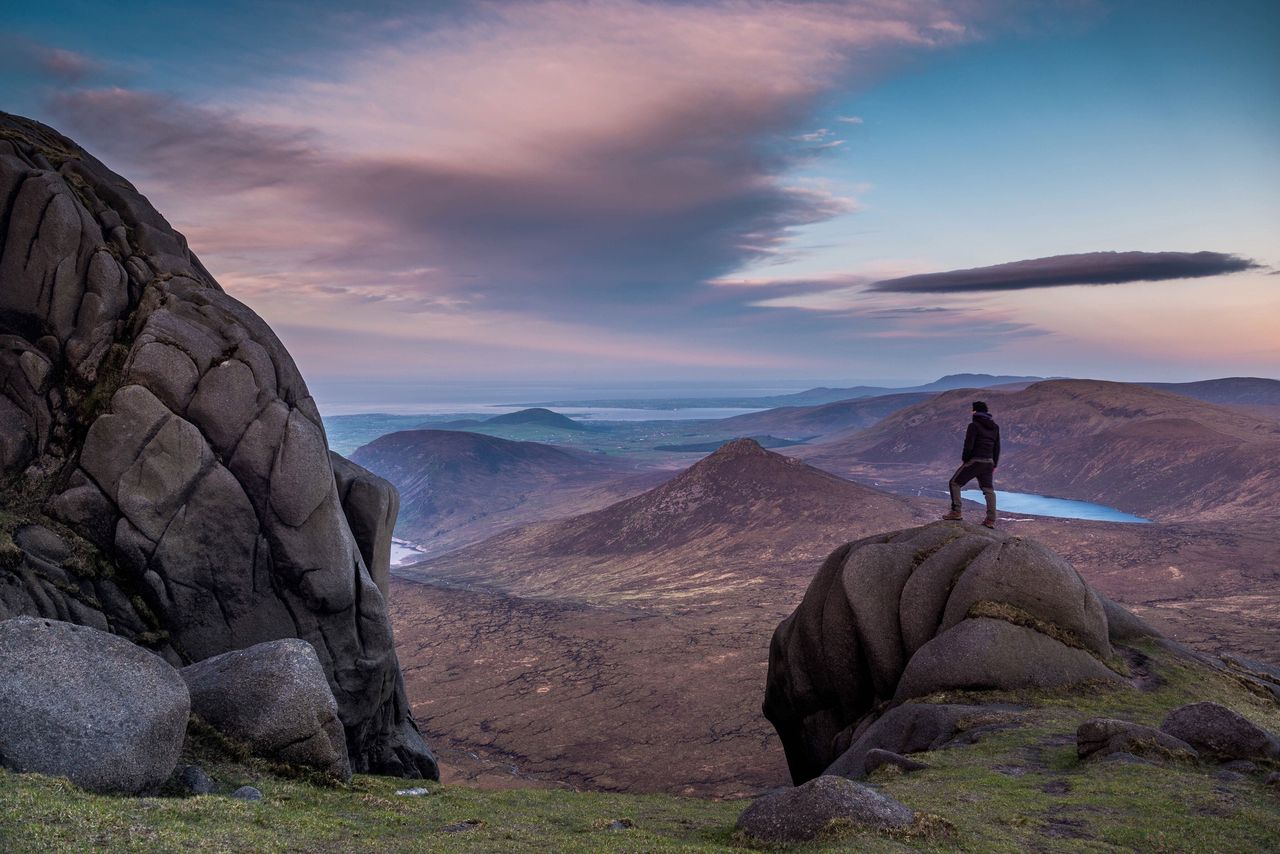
[391,514,1280,797]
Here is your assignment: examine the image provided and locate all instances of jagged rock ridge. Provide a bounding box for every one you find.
[0,112,435,777]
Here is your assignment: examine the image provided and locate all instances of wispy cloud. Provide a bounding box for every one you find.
[0,36,105,84]
[868,250,1262,293]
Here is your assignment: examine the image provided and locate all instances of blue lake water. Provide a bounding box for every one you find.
[963,490,1151,523]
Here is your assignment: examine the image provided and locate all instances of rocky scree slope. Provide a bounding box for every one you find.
[0,113,434,777]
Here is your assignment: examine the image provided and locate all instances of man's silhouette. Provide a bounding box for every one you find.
[941,400,1000,528]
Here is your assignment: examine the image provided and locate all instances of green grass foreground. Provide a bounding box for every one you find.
[2,642,1278,852]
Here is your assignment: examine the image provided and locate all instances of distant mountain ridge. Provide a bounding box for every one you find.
[1141,377,1280,412]
[520,374,1050,410]
[709,391,935,439]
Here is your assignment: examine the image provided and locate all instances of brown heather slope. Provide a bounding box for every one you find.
[1144,376,1280,408]
[798,379,1280,521]
[351,429,664,557]
[1143,377,1280,422]
[396,438,928,605]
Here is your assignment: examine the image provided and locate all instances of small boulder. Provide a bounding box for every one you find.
[231,785,262,801]
[1160,702,1280,761]
[1077,718,1197,762]
[173,765,215,795]
[0,617,189,794]
[180,639,352,780]
[736,775,914,843]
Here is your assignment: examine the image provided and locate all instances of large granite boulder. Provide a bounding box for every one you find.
[181,639,352,780]
[0,616,189,793]
[764,522,1134,784]
[0,112,434,777]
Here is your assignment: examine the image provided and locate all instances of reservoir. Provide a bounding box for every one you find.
[964,490,1152,523]
[390,539,431,566]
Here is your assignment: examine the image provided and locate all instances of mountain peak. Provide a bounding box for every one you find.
[706,437,771,459]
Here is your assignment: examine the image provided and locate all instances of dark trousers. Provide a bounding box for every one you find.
[949,460,996,519]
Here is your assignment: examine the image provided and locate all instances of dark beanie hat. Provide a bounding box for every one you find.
[972,401,989,413]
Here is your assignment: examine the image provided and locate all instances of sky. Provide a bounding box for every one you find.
[2,0,1277,397]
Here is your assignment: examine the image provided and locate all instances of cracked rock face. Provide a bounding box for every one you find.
[764,521,1131,784]
[0,113,435,778]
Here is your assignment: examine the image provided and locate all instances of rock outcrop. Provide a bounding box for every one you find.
[764,522,1146,784]
[0,616,189,793]
[330,452,398,599]
[824,703,1020,779]
[1076,718,1197,763]
[1160,702,1280,761]
[735,775,915,842]
[0,112,434,777]
[181,639,352,780]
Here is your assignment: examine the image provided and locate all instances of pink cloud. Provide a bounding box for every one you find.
[44,1,1010,379]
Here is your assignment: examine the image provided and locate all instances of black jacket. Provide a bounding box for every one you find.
[962,412,1000,465]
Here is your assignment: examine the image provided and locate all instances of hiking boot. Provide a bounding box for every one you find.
[941,511,963,521]
[982,518,997,529]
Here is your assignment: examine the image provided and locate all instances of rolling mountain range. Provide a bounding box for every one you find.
[1143,377,1280,419]
[709,391,934,439]
[1144,376,1280,406]
[798,379,1280,521]
[398,438,926,605]
[522,373,1047,410]
[351,430,664,556]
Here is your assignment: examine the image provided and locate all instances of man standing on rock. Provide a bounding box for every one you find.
[942,401,1000,528]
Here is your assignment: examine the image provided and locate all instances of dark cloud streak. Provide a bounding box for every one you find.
[48,89,320,193]
[869,251,1261,293]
